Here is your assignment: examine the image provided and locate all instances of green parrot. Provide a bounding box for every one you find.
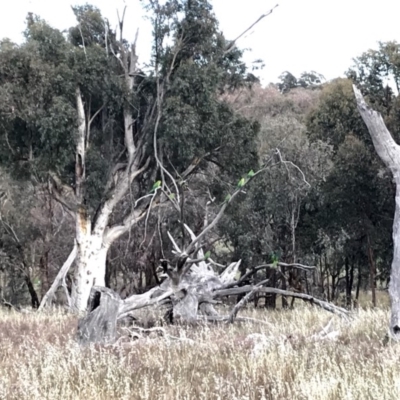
[151,180,162,193]
[271,253,279,267]
[247,169,255,178]
[224,194,231,203]
[237,177,246,189]
[204,251,211,260]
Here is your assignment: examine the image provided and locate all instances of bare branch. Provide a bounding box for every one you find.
[167,231,182,253]
[117,6,127,42]
[105,193,162,243]
[183,167,265,257]
[48,173,77,216]
[93,157,151,236]
[278,262,315,270]
[87,105,105,146]
[229,279,269,323]
[275,148,311,188]
[0,217,19,244]
[38,242,77,311]
[118,288,175,318]
[72,6,87,60]
[197,315,273,327]
[233,261,315,288]
[224,4,279,55]
[215,286,350,318]
[353,85,400,172]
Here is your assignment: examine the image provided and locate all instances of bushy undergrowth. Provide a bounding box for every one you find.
[0,295,397,400]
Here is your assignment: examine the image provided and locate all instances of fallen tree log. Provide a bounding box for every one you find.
[77,263,349,345]
[76,171,346,344]
[214,286,349,318]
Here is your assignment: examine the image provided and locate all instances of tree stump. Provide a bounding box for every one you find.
[172,290,199,323]
[77,286,122,345]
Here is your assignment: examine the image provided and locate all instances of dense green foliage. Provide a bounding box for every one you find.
[0,1,399,308]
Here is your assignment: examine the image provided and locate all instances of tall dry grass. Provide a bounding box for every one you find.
[0,296,397,400]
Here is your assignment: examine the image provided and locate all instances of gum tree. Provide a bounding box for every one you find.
[0,2,261,311]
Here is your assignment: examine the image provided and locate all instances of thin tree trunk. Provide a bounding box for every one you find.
[25,275,40,308]
[349,259,355,307]
[350,258,355,292]
[265,270,276,309]
[331,272,336,302]
[319,255,325,298]
[325,254,330,301]
[367,234,377,308]
[280,265,289,309]
[355,263,362,303]
[345,256,352,307]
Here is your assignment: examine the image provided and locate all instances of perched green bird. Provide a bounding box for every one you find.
[247,169,255,178]
[271,253,279,267]
[237,177,246,189]
[224,194,231,203]
[204,251,211,260]
[151,180,162,193]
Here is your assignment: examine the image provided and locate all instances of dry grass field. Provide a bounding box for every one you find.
[0,292,397,400]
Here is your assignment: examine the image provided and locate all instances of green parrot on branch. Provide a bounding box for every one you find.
[237,177,246,189]
[271,252,280,268]
[150,180,162,193]
[247,169,255,178]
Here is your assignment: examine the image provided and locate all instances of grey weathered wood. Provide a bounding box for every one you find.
[38,242,77,311]
[77,286,122,345]
[199,302,219,317]
[353,85,400,339]
[172,290,199,323]
[228,279,269,323]
[215,285,349,317]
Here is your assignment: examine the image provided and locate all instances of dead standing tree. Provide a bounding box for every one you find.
[353,85,400,339]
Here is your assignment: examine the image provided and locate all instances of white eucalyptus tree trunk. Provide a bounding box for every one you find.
[71,231,109,311]
[45,35,152,312]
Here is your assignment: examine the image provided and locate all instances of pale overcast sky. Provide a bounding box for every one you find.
[1,0,400,84]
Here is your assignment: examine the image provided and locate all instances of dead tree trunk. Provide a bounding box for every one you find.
[77,286,122,345]
[354,85,400,338]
